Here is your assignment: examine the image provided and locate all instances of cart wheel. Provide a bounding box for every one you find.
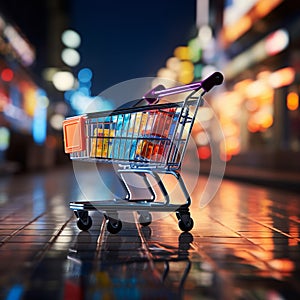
[138,212,152,227]
[178,217,194,232]
[106,219,122,234]
[77,216,93,231]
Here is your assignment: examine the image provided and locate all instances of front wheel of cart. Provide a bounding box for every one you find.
[138,212,152,227]
[77,216,93,231]
[178,217,194,232]
[106,219,122,234]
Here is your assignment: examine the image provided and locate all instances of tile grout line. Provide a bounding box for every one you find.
[270,210,300,227]
[0,212,46,247]
[207,213,267,251]
[33,214,75,263]
[204,214,287,276]
[237,212,300,241]
[6,214,76,299]
[0,202,32,222]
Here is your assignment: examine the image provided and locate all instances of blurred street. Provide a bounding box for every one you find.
[1,165,300,299]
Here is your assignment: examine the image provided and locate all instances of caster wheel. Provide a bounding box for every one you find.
[77,216,93,231]
[178,217,194,232]
[138,212,152,227]
[107,219,122,234]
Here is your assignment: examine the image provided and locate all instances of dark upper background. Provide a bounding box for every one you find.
[0,0,197,95]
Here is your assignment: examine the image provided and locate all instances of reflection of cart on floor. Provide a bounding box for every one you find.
[64,230,194,299]
[63,72,224,234]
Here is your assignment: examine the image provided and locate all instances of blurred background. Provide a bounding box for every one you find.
[0,0,299,175]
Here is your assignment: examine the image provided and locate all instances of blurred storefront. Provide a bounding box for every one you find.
[154,0,300,173]
[213,0,300,172]
[0,13,51,173]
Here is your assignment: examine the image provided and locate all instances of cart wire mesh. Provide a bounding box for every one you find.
[64,99,201,171]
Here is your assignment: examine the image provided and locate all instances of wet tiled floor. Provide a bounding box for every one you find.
[0,165,300,299]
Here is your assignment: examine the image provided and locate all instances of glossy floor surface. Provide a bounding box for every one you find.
[0,164,300,299]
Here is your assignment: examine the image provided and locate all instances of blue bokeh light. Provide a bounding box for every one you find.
[78,68,93,83]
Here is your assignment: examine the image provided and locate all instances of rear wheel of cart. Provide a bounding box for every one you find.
[77,216,93,231]
[176,210,194,232]
[106,219,122,234]
[178,217,194,232]
[138,211,152,227]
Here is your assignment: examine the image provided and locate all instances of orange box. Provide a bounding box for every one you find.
[63,116,86,153]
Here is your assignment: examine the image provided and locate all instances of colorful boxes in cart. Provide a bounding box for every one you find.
[63,108,179,162]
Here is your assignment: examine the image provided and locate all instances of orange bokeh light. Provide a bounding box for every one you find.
[287,92,299,111]
[248,120,260,133]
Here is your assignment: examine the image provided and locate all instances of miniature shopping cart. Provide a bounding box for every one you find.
[63,72,224,234]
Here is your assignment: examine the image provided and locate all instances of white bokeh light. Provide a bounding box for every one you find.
[61,29,81,48]
[61,48,80,67]
[52,71,75,91]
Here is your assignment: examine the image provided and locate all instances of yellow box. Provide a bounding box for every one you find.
[90,127,114,158]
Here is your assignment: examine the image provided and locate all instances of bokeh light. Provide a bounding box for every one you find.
[1,68,14,82]
[78,68,93,83]
[287,92,299,111]
[61,29,81,48]
[52,71,75,91]
[61,48,80,67]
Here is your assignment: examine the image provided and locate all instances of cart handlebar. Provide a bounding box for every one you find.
[144,71,224,104]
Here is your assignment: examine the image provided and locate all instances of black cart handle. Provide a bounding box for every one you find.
[144,71,224,104]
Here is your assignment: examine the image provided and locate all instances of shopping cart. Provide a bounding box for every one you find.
[63,72,224,234]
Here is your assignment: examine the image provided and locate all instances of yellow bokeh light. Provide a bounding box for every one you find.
[174,46,190,60]
[180,60,194,72]
[177,61,194,83]
[261,114,273,129]
[22,83,37,117]
[225,136,241,155]
[178,71,194,84]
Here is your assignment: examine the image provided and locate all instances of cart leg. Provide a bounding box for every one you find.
[168,170,191,208]
[74,210,93,231]
[148,171,170,205]
[164,170,194,231]
[146,170,191,207]
[119,169,170,204]
[117,173,131,200]
[139,172,156,201]
[118,170,156,201]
